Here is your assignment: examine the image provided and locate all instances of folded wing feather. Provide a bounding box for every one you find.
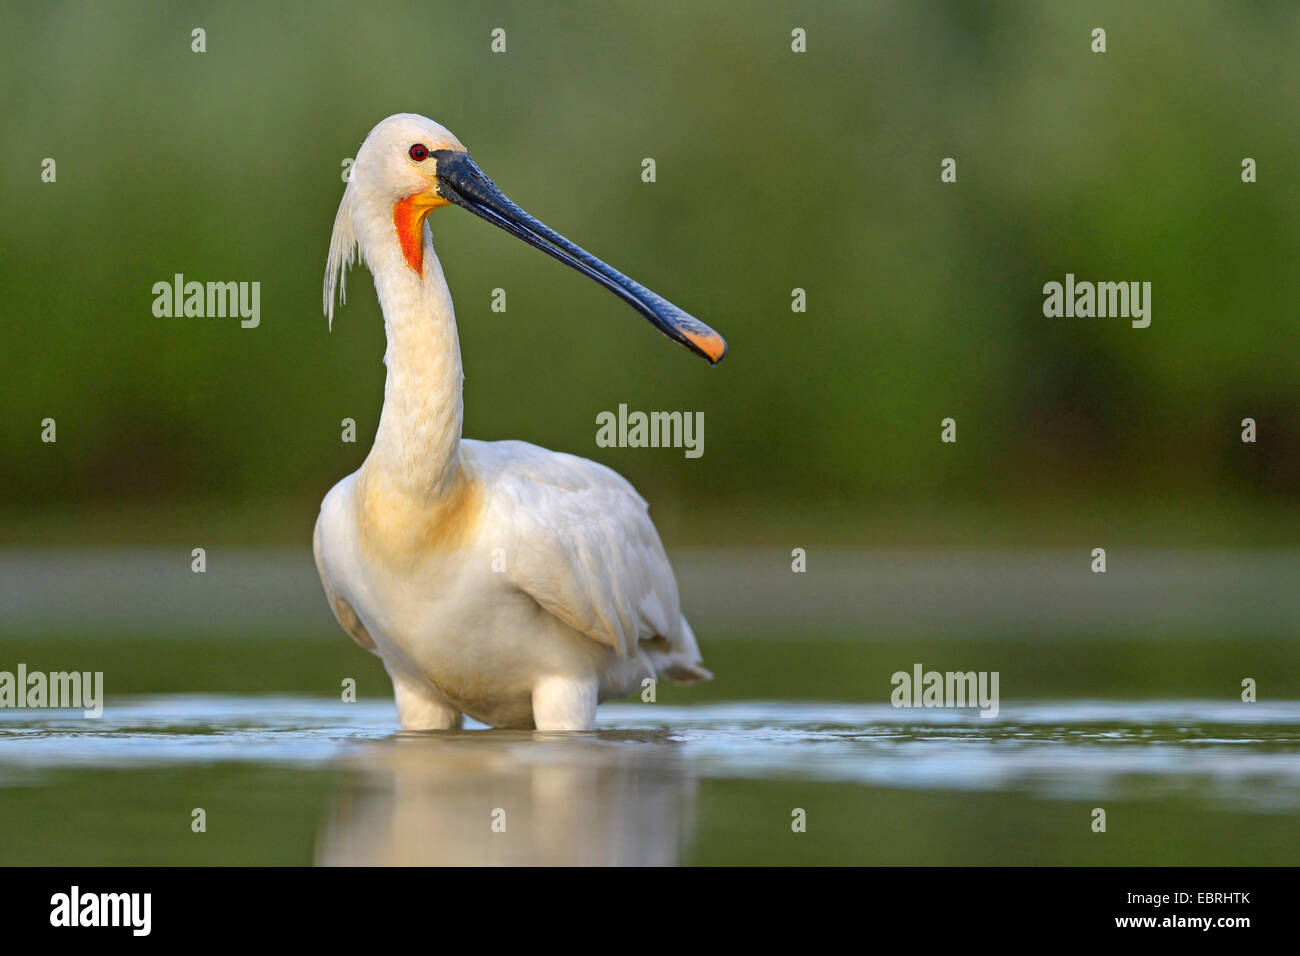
[465,439,684,659]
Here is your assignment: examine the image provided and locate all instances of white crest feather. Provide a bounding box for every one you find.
[324,181,359,330]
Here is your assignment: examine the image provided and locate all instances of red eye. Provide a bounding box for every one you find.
[409,143,429,162]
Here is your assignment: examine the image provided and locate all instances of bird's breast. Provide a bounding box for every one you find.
[353,463,485,569]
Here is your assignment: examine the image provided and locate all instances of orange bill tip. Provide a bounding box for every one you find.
[687,327,727,365]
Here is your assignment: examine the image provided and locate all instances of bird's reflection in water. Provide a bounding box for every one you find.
[316,730,697,865]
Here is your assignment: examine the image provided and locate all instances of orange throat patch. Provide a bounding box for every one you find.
[393,195,435,276]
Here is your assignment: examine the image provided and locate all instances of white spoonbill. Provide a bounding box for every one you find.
[314,114,726,731]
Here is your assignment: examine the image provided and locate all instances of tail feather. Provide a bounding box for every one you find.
[645,617,713,685]
[661,661,714,685]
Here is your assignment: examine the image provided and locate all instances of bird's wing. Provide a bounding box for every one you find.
[465,439,685,658]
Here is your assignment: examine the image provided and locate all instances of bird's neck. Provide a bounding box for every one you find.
[363,221,465,501]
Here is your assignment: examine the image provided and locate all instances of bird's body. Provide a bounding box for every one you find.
[314,115,721,730]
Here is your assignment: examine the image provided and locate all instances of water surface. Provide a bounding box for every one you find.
[1,695,1296,865]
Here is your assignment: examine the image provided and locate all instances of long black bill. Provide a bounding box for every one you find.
[433,149,726,365]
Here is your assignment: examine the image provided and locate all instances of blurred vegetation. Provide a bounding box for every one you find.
[3,632,1296,700]
[1,1,1297,545]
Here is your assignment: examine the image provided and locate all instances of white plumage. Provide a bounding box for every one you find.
[313,114,718,730]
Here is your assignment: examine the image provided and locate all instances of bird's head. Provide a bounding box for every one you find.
[351,113,464,222]
[325,113,727,365]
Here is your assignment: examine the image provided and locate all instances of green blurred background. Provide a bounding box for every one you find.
[2,0,1297,550]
